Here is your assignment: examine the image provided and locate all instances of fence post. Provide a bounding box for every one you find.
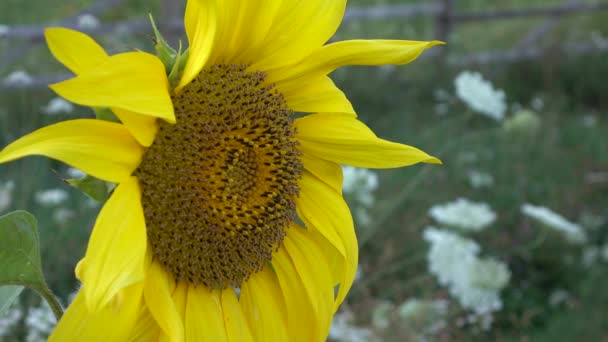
[434,0,454,65]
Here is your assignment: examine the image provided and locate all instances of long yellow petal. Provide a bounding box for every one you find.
[0,119,143,183]
[49,283,144,342]
[128,305,161,342]
[301,154,343,195]
[269,40,442,83]
[179,0,217,90]
[221,289,254,342]
[296,113,441,168]
[113,108,158,147]
[297,171,358,310]
[248,0,346,71]
[50,52,175,123]
[79,176,147,312]
[277,75,355,115]
[45,27,108,74]
[185,286,228,342]
[144,262,183,342]
[240,267,288,341]
[273,224,334,342]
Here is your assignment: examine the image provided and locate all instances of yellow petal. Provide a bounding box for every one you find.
[297,172,358,310]
[79,176,147,312]
[50,52,175,123]
[273,224,334,342]
[296,113,441,168]
[0,119,143,183]
[128,305,161,342]
[45,27,108,74]
[179,0,217,90]
[270,40,442,83]
[221,289,254,342]
[248,0,346,71]
[113,108,158,147]
[301,154,343,195]
[240,267,288,341]
[49,283,144,342]
[185,286,228,342]
[144,262,183,342]
[277,75,355,115]
[218,0,282,64]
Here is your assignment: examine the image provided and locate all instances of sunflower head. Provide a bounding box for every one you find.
[136,64,302,289]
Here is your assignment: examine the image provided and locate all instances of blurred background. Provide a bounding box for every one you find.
[0,0,607,341]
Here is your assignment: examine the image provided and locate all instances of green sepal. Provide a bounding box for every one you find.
[149,13,177,73]
[168,41,186,88]
[93,107,120,123]
[65,174,111,203]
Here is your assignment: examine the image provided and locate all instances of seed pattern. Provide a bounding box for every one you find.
[135,64,302,289]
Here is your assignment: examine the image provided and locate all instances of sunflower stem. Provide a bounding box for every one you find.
[31,284,64,321]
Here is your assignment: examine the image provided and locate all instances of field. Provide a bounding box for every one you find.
[0,0,607,340]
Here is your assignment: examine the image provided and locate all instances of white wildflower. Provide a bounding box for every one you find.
[429,198,496,232]
[329,311,375,342]
[4,70,33,87]
[42,97,74,115]
[0,180,15,212]
[531,97,544,111]
[0,305,22,338]
[342,166,379,201]
[521,204,587,244]
[467,170,494,189]
[35,189,69,206]
[25,301,56,342]
[548,289,570,307]
[398,298,448,334]
[371,300,394,330]
[0,25,10,38]
[77,14,100,30]
[424,227,510,315]
[582,246,599,267]
[581,114,597,127]
[454,71,506,121]
[52,208,75,224]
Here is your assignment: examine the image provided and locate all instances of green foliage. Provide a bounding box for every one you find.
[65,175,110,203]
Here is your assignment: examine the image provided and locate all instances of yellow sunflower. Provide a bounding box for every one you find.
[0,1,441,341]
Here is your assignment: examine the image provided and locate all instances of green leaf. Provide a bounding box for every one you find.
[66,174,110,203]
[0,211,45,289]
[0,285,23,315]
[0,211,64,320]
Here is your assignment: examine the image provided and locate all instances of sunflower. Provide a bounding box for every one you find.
[0,1,441,341]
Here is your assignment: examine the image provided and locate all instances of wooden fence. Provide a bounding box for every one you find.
[2,0,608,89]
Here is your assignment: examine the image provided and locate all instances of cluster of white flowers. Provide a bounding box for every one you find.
[42,97,74,115]
[25,301,56,342]
[35,188,69,206]
[0,25,9,38]
[454,71,506,121]
[342,166,379,226]
[77,14,100,30]
[0,304,22,338]
[424,227,510,315]
[467,170,494,189]
[0,180,15,213]
[521,204,587,244]
[4,70,33,87]
[329,311,375,342]
[398,298,449,335]
[428,198,496,232]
